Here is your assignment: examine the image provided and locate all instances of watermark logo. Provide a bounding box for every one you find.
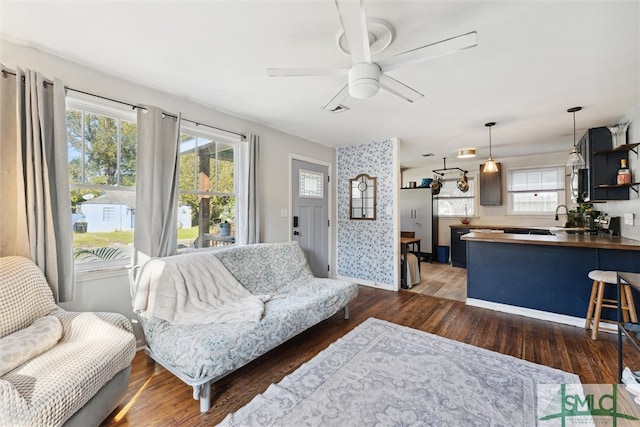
[538,384,640,426]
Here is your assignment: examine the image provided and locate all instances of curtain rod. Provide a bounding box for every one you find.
[1,68,247,141]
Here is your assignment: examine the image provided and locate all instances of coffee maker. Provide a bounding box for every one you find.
[595,215,621,236]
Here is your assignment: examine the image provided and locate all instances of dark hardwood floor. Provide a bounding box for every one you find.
[102,286,640,426]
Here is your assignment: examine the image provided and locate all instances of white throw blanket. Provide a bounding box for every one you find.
[133,253,269,325]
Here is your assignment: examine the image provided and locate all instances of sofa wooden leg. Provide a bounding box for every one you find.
[344,305,349,320]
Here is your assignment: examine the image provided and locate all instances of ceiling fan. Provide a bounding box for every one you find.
[267,0,478,111]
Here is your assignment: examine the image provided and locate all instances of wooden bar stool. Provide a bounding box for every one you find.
[585,270,638,340]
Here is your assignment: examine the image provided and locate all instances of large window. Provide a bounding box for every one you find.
[507,166,565,215]
[436,178,475,217]
[67,98,239,266]
[178,127,237,251]
[67,98,137,266]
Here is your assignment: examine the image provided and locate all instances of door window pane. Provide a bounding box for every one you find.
[300,169,324,198]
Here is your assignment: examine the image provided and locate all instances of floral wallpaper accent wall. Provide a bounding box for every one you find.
[337,139,397,288]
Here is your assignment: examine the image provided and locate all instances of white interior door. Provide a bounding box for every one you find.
[292,159,329,278]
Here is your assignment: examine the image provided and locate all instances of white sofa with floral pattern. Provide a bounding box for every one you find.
[131,241,358,412]
[0,256,137,427]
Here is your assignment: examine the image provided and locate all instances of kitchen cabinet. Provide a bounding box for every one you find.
[451,227,470,268]
[577,127,631,201]
[401,188,433,256]
[479,163,502,206]
[451,226,555,268]
[464,233,640,319]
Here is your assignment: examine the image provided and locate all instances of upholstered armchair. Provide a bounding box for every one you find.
[0,256,136,426]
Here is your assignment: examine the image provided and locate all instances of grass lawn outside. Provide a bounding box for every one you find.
[73,226,200,249]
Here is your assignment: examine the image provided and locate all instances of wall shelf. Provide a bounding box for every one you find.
[596,182,640,188]
[594,142,639,155]
[595,182,640,194]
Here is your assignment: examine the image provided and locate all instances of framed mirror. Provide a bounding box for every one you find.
[350,174,376,220]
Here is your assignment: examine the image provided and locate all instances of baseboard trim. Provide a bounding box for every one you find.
[335,275,396,291]
[465,298,617,333]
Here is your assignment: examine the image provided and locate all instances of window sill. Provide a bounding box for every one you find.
[75,260,132,280]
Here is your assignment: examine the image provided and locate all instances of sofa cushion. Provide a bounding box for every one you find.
[214,242,314,294]
[0,315,62,376]
[0,256,57,338]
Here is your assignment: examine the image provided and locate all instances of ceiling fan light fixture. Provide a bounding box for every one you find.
[348,63,380,99]
[566,106,585,168]
[483,122,499,173]
[457,148,476,158]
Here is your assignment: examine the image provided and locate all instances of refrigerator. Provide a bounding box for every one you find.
[400,187,435,259]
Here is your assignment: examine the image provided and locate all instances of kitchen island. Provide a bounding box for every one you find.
[461,232,640,324]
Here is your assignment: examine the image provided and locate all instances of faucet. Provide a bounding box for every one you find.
[554,205,568,221]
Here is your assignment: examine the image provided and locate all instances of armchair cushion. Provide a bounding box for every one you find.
[0,256,57,338]
[0,315,62,376]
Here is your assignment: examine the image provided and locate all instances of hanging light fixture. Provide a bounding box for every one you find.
[483,122,498,173]
[566,106,585,168]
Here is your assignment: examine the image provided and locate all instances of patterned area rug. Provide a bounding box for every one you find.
[219,317,580,426]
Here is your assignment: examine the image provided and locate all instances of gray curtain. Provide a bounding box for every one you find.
[134,106,181,262]
[0,65,74,302]
[237,134,260,245]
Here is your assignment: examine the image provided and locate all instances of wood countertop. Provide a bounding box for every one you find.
[461,231,640,251]
[450,224,555,230]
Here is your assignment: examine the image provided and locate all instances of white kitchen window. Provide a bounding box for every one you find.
[507,166,565,215]
[436,178,476,217]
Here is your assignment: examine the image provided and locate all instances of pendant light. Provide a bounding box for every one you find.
[483,122,498,173]
[566,106,585,168]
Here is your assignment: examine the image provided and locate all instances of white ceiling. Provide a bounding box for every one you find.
[1,1,638,168]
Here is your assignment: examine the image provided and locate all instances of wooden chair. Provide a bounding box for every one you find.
[585,270,638,340]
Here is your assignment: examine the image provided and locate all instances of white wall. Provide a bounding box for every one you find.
[2,39,336,341]
[604,102,640,241]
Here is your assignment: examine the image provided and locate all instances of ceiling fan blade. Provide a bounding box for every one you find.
[322,82,350,111]
[267,68,348,77]
[335,0,371,64]
[378,31,478,72]
[379,74,424,103]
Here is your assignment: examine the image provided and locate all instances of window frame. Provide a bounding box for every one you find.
[177,124,240,252]
[507,165,566,216]
[66,95,138,271]
[435,176,477,218]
